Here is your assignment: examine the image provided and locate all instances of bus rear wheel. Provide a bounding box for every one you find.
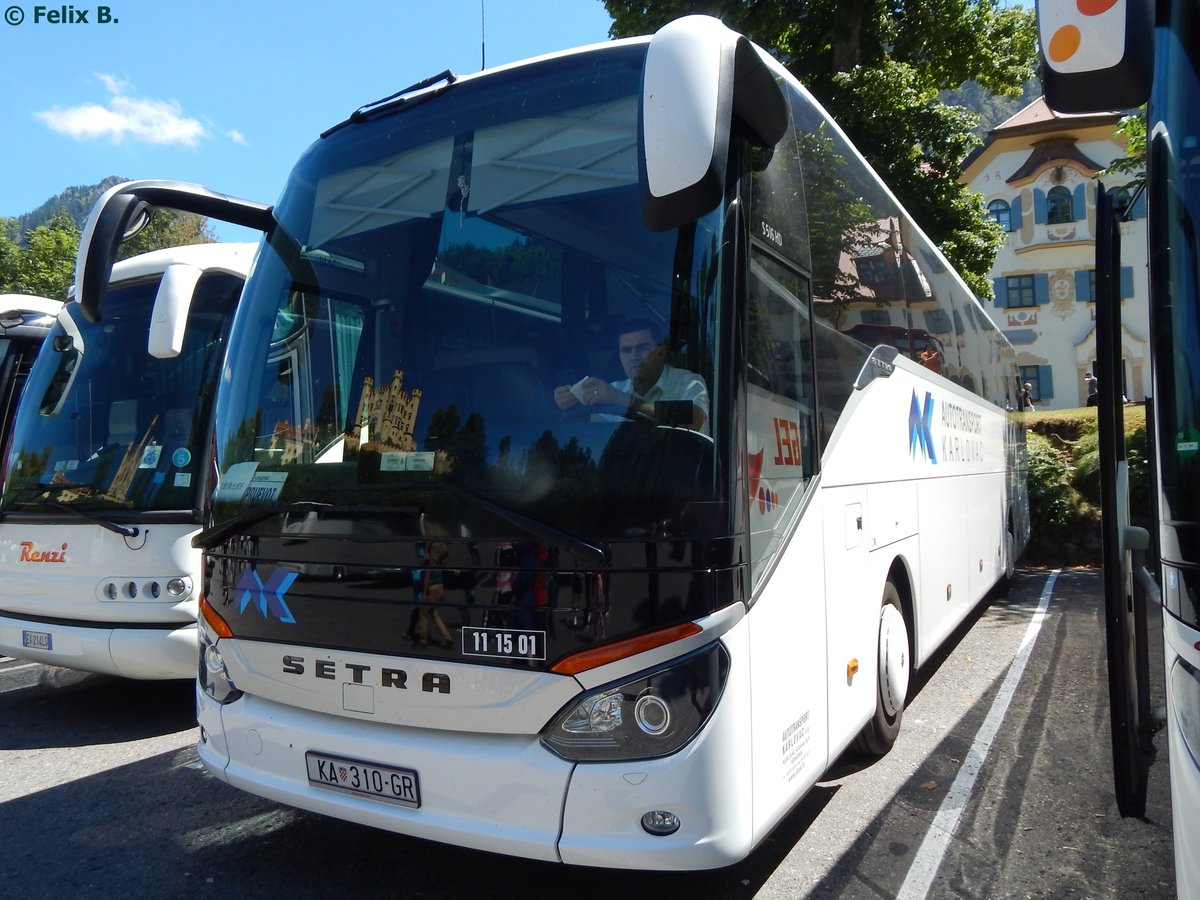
[856,580,910,756]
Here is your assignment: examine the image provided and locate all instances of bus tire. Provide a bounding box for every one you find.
[855,580,910,756]
[996,521,1016,596]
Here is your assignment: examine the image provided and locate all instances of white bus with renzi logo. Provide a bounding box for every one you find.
[76,17,1027,867]
[0,239,254,679]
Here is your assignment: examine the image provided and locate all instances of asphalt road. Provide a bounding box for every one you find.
[0,568,1177,898]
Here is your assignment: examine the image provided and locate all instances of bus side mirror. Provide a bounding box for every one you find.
[1038,0,1154,113]
[148,263,203,359]
[76,180,274,325]
[640,15,787,231]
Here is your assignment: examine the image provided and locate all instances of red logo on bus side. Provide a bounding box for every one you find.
[773,417,802,467]
[19,541,68,563]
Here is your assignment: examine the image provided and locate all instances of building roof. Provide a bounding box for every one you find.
[961,96,1124,175]
[990,96,1122,139]
[1006,137,1107,183]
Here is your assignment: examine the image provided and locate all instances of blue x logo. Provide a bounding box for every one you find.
[235,568,298,624]
[909,390,937,464]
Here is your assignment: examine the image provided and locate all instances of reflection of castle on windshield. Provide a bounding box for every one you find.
[267,370,422,463]
[49,414,161,506]
[348,370,422,453]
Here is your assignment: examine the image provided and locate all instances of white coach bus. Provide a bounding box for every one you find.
[0,241,253,678]
[1,293,61,453]
[1037,0,1200,893]
[74,16,1027,868]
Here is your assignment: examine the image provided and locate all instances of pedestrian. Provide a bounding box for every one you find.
[1022,382,1035,411]
[1085,371,1099,407]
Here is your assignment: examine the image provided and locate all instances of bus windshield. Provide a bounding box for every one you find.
[212,46,727,542]
[1,272,242,514]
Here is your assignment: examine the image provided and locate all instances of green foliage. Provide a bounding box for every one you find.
[1026,431,1092,553]
[1021,406,1151,562]
[791,126,879,316]
[1065,420,1151,523]
[0,213,80,299]
[1099,110,1147,192]
[603,0,1039,299]
[12,175,127,241]
[118,208,216,261]
[0,179,216,301]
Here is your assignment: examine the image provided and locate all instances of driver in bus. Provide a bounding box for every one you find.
[553,319,709,433]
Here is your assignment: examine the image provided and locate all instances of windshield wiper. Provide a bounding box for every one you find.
[192,502,335,550]
[324,70,457,136]
[49,501,139,538]
[439,483,611,567]
[0,484,138,537]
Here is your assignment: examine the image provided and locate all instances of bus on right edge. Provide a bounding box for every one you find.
[1037,0,1199,894]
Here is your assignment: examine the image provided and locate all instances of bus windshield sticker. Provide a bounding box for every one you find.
[139,443,163,469]
[214,461,260,502]
[380,451,436,472]
[243,472,289,504]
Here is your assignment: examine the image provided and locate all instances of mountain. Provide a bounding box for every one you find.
[13,176,128,242]
[943,78,1044,140]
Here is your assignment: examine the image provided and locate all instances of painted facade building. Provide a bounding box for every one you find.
[961,97,1147,410]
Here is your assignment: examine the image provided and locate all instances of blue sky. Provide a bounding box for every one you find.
[0,0,614,240]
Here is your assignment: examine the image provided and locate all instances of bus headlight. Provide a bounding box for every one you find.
[198,629,242,705]
[541,642,729,761]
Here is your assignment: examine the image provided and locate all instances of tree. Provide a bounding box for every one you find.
[1100,111,1147,192]
[0,206,215,302]
[0,213,79,300]
[118,208,215,261]
[603,0,1039,298]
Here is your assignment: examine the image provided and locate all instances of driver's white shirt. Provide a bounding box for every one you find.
[603,363,710,434]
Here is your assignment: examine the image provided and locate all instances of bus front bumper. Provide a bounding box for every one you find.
[0,613,196,679]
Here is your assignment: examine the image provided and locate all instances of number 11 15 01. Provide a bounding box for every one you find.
[462,627,545,660]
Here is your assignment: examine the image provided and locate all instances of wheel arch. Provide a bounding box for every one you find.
[885,554,917,667]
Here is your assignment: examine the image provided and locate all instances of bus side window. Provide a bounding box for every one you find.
[747,249,816,475]
[746,246,817,591]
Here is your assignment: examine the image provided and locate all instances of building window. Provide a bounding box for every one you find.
[1005,275,1037,307]
[1046,185,1074,224]
[854,255,892,286]
[987,199,1012,232]
[860,309,890,325]
[924,309,952,333]
[1019,365,1054,401]
[1076,267,1136,302]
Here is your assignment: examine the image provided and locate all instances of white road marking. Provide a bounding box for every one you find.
[896,569,1059,900]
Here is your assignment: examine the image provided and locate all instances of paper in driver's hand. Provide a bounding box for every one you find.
[570,377,590,403]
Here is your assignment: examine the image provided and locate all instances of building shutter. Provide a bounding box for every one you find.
[993,277,1008,307]
[1035,273,1051,305]
[1038,365,1055,399]
[1033,189,1048,224]
[1075,270,1092,302]
[1120,266,1135,298]
[1011,195,1023,230]
[1073,184,1087,222]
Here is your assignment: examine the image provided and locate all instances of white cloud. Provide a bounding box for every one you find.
[226,129,248,146]
[37,74,207,147]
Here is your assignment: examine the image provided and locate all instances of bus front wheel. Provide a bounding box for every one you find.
[856,580,910,756]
